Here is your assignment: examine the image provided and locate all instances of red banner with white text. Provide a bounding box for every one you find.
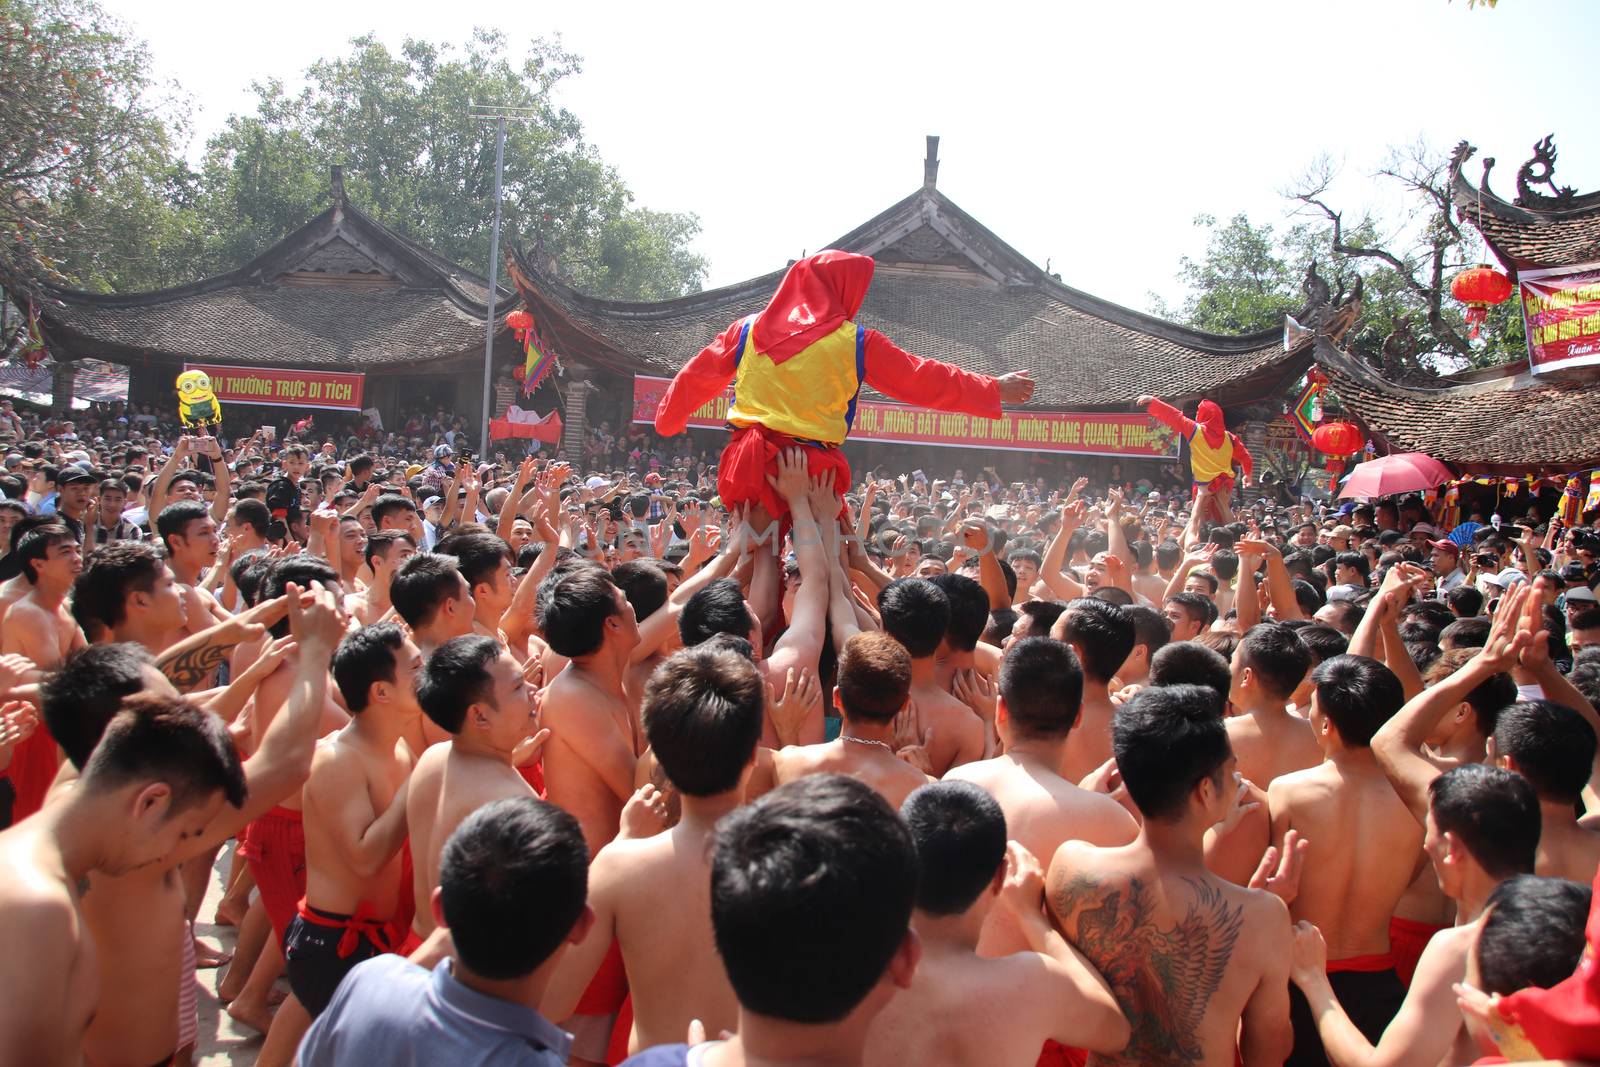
[183,363,366,411]
[631,376,1179,458]
[1520,262,1600,375]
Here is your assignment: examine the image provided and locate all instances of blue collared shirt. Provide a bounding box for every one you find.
[297,955,573,1067]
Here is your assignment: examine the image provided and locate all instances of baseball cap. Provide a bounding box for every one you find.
[56,467,96,486]
[585,475,609,491]
[433,444,453,459]
[1427,539,1460,556]
[1565,585,1597,604]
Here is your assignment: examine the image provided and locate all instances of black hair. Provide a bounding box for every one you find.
[1114,684,1231,821]
[1090,586,1135,607]
[258,553,340,638]
[983,608,1017,646]
[901,781,1006,916]
[438,530,512,592]
[1210,550,1239,582]
[613,560,670,622]
[1570,607,1600,632]
[1186,570,1219,595]
[1446,585,1484,618]
[15,520,74,584]
[72,541,164,629]
[1438,616,1491,650]
[390,552,467,630]
[1148,641,1233,700]
[711,775,916,1023]
[1429,764,1539,880]
[1317,598,1365,636]
[1296,623,1349,664]
[1166,590,1215,628]
[536,566,622,658]
[1311,655,1403,747]
[643,645,765,797]
[1493,700,1597,804]
[678,577,755,649]
[1155,540,1182,570]
[439,797,589,980]
[332,623,407,713]
[927,573,989,653]
[41,643,155,769]
[82,694,248,813]
[155,499,210,553]
[1053,598,1135,682]
[877,578,951,659]
[1016,599,1065,636]
[230,498,271,538]
[1239,623,1313,701]
[233,550,274,608]
[1123,604,1171,657]
[370,493,418,528]
[1477,875,1591,995]
[999,637,1083,738]
[417,634,502,733]
[363,529,416,569]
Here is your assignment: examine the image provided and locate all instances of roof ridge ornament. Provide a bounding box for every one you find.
[330,164,346,221]
[923,135,940,191]
[1515,134,1576,208]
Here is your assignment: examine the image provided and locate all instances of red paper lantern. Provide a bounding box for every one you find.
[505,308,534,346]
[1450,264,1514,340]
[1311,421,1363,457]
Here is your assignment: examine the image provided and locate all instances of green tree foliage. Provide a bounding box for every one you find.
[0,0,194,303]
[194,30,707,300]
[1155,143,1529,376]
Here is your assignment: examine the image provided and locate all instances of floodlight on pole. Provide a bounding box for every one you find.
[468,102,541,459]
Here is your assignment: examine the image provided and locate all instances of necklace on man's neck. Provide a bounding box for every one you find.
[841,734,893,752]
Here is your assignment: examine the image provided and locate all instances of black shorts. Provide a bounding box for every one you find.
[1287,966,1405,1067]
[283,906,393,1017]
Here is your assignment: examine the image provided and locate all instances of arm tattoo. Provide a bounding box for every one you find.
[156,642,229,693]
[1053,873,1244,1066]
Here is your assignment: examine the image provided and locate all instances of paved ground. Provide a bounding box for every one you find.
[193,842,273,1066]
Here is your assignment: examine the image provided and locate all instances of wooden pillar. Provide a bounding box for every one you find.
[560,376,595,461]
[51,359,76,415]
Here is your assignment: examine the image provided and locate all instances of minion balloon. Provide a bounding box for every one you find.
[176,370,221,428]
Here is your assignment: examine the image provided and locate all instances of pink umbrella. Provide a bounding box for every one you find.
[1338,453,1456,499]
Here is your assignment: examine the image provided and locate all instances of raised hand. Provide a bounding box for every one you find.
[1249,828,1308,904]
[618,783,670,840]
[286,581,345,653]
[952,668,997,725]
[768,447,811,503]
[996,371,1036,405]
[997,840,1047,916]
[766,667,821,748]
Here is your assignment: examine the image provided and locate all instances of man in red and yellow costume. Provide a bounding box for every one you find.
[654,250,1035,524]
[1137,394,1252,524]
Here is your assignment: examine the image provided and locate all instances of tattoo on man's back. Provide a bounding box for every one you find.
[1053,873,1244,1066]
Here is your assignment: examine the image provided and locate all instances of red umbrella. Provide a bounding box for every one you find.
[1338,452,1455,499]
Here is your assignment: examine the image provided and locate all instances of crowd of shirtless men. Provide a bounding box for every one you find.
[0,431,1597,1067]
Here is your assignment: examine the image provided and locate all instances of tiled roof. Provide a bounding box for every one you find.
[1315,339,1600,472]
[509,186,1303,410]
[1452,140,1600,271]
[35,195,513,368]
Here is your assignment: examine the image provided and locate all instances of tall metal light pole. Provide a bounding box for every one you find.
[469,103,540,459]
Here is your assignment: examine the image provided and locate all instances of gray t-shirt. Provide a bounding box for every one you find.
[298,955,572,1067]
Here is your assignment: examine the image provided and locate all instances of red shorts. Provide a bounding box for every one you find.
[237,806,306,949]
[518,760,546,798]
[717,425,849,527]
[1036,1041,1087,1067]
[5,723,61,823]
[1389,916,1446,987]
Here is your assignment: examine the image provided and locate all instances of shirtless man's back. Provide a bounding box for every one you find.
[1047,685,1294,1067]
[945,637,1137,869]
[866,782,1130,1067]
[1050,599,1136,786]
[1269,655,1419,1065]
[879,579,985,774]
[407,635,540,938]
[545,644,765,1051]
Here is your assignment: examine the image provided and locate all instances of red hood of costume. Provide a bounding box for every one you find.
[1195,399,1226,448]
[751,250,874,362]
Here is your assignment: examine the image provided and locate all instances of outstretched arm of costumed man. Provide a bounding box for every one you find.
[653,319,746,435]
[1136,395,1198,438]
[1229,431,1254,482]
[861,331,1033,416]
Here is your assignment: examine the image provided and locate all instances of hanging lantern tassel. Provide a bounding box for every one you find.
[1451,265,1514,340]
[1325,457,1346,478]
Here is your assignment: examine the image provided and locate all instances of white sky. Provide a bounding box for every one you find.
[103,0,1596,312]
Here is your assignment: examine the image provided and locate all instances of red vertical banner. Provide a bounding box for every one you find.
[1520,262,1600,375]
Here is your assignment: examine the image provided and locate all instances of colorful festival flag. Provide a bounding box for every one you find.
[521,322,556,396]
[1559,476,1584,526]
[1587,472,1600,514]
